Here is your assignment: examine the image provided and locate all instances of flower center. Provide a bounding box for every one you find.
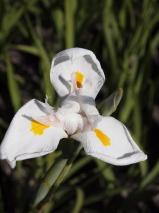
[55,109,85,135]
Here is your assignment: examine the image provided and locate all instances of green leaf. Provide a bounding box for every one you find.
[1,7,24,40]
[6,54,21,112]
[31,156,68,207]
[31,140,82,210]
[72,187,84,213]
[65,0,76,48]
[13,44,39,56]
[25,13,55,104]
[139,160,159,189]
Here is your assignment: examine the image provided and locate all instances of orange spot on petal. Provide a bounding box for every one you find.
[94,129,111,146]
[30,120,50,135]
[76,71,84,88]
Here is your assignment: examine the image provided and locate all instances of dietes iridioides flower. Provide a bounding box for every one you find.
[0,48,147,168]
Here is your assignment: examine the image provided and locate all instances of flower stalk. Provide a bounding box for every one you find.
[31,140,82,211]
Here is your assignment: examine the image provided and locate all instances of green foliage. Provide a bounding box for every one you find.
[0,0,159,212]
[6,54,22,112]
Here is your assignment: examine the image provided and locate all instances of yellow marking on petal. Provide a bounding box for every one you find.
[93,129,111,146]
[30,120,50,135]
[76,71,84,88]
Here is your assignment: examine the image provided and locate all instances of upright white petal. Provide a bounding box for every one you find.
[0,99,67,168]
[60,93,80,114]
[78,84,100,123]
[50,48,105,100]
[72,116,147,165]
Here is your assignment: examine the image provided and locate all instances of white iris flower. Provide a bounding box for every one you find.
[0,48,147,168]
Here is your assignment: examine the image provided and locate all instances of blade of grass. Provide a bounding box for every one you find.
[139,160,159,189]
[13,44,39,56]
[72,187,84,213]
[6,54,21,112]
[64,156,92,181]
[25,13,55,104]
[1,7,24,41]
[65,0,76,48]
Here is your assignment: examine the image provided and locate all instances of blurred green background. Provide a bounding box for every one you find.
[0,0,159,212]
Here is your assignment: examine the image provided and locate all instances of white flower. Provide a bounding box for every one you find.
[0,48,147,168]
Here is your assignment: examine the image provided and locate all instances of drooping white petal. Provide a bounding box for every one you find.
[0,99,68,168]
[72,116,147,165]
[50,48,105,100]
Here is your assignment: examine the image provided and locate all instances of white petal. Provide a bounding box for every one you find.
[60,93,80,114]
[0,99,68,168]
[31,115,62,127]
[78,87,100,123]
[72,116,147,165]
[56,110,84,135]
[70,72,78,92]
[63,113,84,135]
[45,95,55,115]
[50,48,105,99]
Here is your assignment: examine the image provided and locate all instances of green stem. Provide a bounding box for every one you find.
[30,140,83,212]
[31,156,68,209]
